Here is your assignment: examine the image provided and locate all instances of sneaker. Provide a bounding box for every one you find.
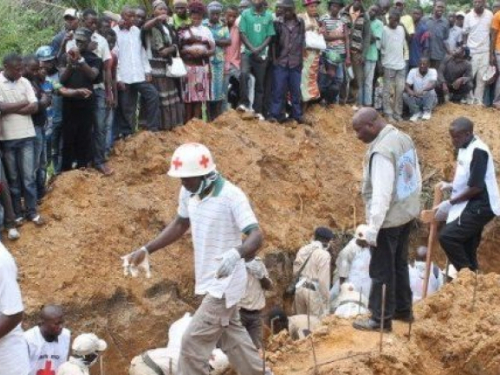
[255,113,265,121]
[15,217,24,227]
[422,112,432,120]
[7,228,20,240]
[30,214,45,226]
[96,163,114,176]
[267,117,278,123]
[237,104,249,112]
[352,105,360,111]
[410,112,422,122]
[241,111,256,120]
[353,318,392,332]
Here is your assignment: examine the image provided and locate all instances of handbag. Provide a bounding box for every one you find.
[305,30,326,51]
[166,46,187,78]
[284,249,316,297]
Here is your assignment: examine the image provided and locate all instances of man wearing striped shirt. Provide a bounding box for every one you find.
[125,143,272,375]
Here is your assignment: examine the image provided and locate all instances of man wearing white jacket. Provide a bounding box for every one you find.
[436,117,500,271]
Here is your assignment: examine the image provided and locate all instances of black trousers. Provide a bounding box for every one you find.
[239,308,262,350]
[439,201,494,271]
[61,99,94,171]
[369,221,413,324]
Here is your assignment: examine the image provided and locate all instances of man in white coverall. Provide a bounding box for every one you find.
[351,107,421,332]
[0,242,30,375]
[436,117,500,271]
[123,142,272,375]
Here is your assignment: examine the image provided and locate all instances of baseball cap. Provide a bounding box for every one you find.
[456,10,466,18]
[314,227,334,242]
[72,333,107,356]
[74,27,93,41]
[354,224,369,240]
[63,8,79,19]
[394,0,404,4]
[36,46,55,62]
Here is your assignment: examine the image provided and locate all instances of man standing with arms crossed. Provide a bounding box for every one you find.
[123,143,272,375]
[351,108,421,332]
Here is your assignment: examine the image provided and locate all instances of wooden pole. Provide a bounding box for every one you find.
[379,284,387,354]
[422,184,443,299]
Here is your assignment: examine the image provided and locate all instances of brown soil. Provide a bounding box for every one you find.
[8,103,500,374]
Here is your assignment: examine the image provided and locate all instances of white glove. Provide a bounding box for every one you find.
[434,200,452,221]
[121,247,151,278]
[438,181,453,191]
[357,224,378,246]
[246,258,266,279]
[215,248,241,279]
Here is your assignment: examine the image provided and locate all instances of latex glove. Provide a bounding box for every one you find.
[356,224,378,247]
[434,200,452,221]
[437,181,453,191]
[246,258,266,279]
[121,247,151,278]
[215,248,241,279]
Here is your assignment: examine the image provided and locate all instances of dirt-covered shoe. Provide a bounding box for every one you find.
[7,228,20,240]
[393,311,414,322]
[353,318,392,332]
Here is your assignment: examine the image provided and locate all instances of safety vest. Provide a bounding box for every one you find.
[362,125,422,228]
[447,137,500,223]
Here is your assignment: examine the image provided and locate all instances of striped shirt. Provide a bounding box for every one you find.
[320,14,348,56]
[178,177,259,307]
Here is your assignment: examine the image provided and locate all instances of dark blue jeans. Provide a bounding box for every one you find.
[269,65,302,121]
[1,137,37,218]
[34,126,47,200]
[92,88,108,167]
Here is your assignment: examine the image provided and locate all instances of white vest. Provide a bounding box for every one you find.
[448,137,500,223]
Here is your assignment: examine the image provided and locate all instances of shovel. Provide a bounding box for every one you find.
[419,183,443,299]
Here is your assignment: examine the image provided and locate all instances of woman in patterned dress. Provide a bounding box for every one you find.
[178,1,215,121]
[143,0,185,129]
[298,0,323,113]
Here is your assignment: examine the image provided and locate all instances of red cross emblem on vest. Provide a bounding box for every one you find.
[172,157,183,170]
[200,155,210,168]
[37,361,55,375]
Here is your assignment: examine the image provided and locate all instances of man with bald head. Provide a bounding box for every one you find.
[351,108,421,332]
[435,118,500,272]
[24,305,71,375]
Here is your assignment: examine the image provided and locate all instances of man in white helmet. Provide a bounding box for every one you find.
[56,333,107,375]
[123,142,271,375]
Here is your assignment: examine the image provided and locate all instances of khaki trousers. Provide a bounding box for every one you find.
[178,294,265,375]
[294,287,326,317]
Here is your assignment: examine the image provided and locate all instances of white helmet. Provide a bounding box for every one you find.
[168,143,216,178]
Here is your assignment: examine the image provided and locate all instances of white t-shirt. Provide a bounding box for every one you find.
[24,326,71,375]
[0,243,30,375]
[464,9,494,54]
[178,178,259,308]
[406,68,438,92]
[66,32,111,62]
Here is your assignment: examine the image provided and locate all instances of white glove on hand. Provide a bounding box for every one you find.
[121,247,151,278]
[215,248,241,279]
[246,258,266,279]
[438,181,453,191]
[434,200,452,221]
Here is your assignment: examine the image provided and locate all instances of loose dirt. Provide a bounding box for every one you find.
[8,103,500,374]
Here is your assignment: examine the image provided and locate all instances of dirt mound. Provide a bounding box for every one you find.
[269,270,500,375]
[8,103,500,374]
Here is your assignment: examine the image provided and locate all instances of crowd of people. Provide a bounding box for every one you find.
[1,0,500,239]
[2,0,500,374]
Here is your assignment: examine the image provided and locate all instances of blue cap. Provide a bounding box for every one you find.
[36,46,55,62]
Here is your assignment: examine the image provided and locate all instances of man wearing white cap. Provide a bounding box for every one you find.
[56,333,107,375]
[123,143,272,375]
[352,107,421,332]
[408,246,443,302]
[51,9,80,59]
[446,11,465,54]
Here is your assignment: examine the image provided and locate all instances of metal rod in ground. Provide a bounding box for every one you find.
[407,319,413,341]
[379,284,387,354]
[262,318,267,375]
[313,351,372,369]
[358,287,363,316]
[471,270,479,312]
[310,335,319,375]
[270,316,279,338]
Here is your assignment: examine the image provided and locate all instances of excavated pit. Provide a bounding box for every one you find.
[9,104,500,374]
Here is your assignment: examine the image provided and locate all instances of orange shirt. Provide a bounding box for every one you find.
[492,11,500,51]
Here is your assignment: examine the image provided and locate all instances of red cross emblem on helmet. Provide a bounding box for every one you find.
[168,143,216,178]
